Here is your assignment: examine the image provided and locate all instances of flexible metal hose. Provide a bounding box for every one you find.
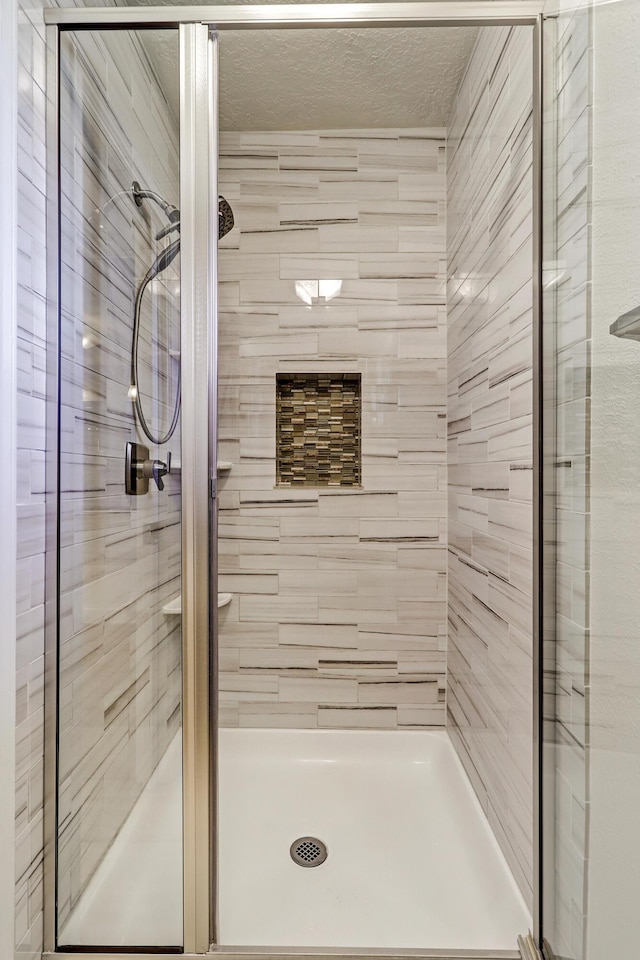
[130,242,181,445]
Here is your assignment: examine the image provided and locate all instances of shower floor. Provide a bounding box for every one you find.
[60,728,530,951]
[219,728,530,950]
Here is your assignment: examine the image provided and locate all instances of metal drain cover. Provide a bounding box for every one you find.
[290,836,328,868]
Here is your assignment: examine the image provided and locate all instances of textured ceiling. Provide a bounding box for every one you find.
[217,26,478,130]
[135,7,478,131]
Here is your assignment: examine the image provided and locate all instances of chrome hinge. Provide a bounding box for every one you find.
[518,933,545,960]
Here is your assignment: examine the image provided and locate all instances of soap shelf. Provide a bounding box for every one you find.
[162,592,233,615]
[170,461,231,477]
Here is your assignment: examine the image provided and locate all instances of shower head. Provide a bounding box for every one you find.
[131,180,234,246]
[148,236,181,280]
[219,195,234,239]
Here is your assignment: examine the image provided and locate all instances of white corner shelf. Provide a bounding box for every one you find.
[167,461,231,478]
[162,592,233,616]
[162,596,182,616]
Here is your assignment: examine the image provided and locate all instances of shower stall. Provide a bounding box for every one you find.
[37,1,629,958]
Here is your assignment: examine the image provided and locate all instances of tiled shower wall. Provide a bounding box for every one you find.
[15,0,60,950]
[217,129,449,730]
[446,26,534,907]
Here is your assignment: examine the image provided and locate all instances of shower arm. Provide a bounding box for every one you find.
[132,180,180,227]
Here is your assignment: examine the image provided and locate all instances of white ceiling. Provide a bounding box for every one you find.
[133,1,478,130]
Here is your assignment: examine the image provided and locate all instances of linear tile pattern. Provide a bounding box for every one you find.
[545,7,592,960]
[276,372,361,486]
[56,29,182,936]
[446,26,534,909]
[15,0,59,951]
[217,129,448,730]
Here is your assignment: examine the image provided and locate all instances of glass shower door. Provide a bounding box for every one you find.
[55,26,184,949]
[542,0,640,956]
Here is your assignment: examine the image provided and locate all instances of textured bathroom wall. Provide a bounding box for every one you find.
[217,129,449,730]
[446,25,534,907]
[15,0,59,950]
[1,0,18,957]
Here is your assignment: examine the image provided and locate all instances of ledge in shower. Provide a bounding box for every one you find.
[163,593,233,615]
[167,461,232,476]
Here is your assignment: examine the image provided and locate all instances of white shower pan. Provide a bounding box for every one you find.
[218,728,530,950]
[59,728,530,950]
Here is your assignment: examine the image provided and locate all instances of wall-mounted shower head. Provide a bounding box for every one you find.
[219,195,234,239]
[148,237,181,280]
[133,180,233,241]
[129,184,234,447]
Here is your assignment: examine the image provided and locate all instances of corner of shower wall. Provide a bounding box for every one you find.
[445,23,536,910]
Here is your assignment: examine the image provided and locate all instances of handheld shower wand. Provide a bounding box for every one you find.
[129,180,235,445]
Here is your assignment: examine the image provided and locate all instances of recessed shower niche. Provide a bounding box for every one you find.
[275,372,362,487]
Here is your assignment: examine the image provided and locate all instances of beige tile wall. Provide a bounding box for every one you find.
[217,129,449,730]
[446,26,535,908]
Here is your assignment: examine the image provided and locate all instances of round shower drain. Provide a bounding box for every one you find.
[290,836,328,868]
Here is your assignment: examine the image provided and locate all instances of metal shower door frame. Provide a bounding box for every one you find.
[43,19,218,957]
[42,4,545,958]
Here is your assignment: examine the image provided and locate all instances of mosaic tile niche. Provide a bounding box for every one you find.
[276,373,362,487]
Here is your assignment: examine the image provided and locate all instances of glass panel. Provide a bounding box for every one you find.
[56,28,183,948]
[541,6,592,955]
[543,1,640,956]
